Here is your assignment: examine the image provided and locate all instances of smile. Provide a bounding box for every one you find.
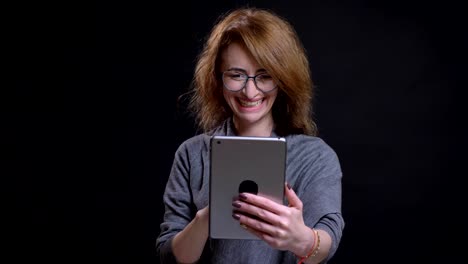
[238,98,263,107]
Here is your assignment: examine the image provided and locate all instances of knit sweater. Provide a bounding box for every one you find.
[156,118,344,263]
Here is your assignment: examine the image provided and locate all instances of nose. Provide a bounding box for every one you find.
[242,78,258,99]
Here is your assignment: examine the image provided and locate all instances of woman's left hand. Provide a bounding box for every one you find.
[232,182,310,253]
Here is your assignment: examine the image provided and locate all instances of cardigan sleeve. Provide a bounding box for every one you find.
[156,141,196,264]
[289,136,345,263]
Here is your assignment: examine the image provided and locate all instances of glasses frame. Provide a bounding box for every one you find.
[221,70,278,93]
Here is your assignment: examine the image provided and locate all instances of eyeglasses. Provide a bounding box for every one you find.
[222,70,277,93]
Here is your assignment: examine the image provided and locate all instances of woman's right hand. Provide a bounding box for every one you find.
[172,205,210,263]
[196,206,210,226]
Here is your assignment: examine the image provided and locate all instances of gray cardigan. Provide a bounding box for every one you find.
[156,119,344,263]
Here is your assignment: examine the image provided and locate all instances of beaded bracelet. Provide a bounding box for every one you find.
[297,228,321,264]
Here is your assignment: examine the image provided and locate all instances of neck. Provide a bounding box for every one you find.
[233,116,274,137]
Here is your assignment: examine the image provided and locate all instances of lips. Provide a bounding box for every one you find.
[237,98,263,107]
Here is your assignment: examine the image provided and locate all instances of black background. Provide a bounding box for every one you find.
[6,0,466,263]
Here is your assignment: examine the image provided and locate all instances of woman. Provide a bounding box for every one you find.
[156,7,344,264]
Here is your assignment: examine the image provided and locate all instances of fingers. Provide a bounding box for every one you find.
[232,183,303,235]
[232,199,282,226]
[232,197,290,237]
[234,210,286,238]
[236,192,283,215]
[231,183,307,251]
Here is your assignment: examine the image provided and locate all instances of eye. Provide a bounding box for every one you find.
[226,71,246,81]
[256,74,272,82]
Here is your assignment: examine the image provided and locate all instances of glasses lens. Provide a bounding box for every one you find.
[222,71,277,92]
[223,71,245,91]
[255,73,276,92]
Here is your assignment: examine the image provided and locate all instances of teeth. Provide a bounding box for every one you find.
[239,98,262,107]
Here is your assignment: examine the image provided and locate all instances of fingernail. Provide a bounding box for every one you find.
[239,193,247,200]
[232,213,240,220]
[286,182,291,190]
[232,201,241,208]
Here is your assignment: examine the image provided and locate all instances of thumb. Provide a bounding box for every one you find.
[285,182,303,210]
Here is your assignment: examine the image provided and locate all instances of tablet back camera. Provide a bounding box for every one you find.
[239,180,258,195]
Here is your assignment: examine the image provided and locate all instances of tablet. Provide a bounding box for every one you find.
[209,135,287,240]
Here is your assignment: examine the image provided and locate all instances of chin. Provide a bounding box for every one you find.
[235,112,269,124]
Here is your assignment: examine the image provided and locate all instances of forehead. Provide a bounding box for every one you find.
[220,42,261,72]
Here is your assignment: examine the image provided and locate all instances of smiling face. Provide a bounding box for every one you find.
[220,42,278,136]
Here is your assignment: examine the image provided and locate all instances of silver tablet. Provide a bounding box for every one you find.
[209,135,287,240]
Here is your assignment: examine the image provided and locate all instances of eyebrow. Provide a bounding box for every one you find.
[226,67,267,74]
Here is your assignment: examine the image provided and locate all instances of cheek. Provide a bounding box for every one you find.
[267,92,278,104]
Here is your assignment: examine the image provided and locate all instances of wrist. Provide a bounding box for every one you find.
[295,228,321,264]
[292,226,315,257]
